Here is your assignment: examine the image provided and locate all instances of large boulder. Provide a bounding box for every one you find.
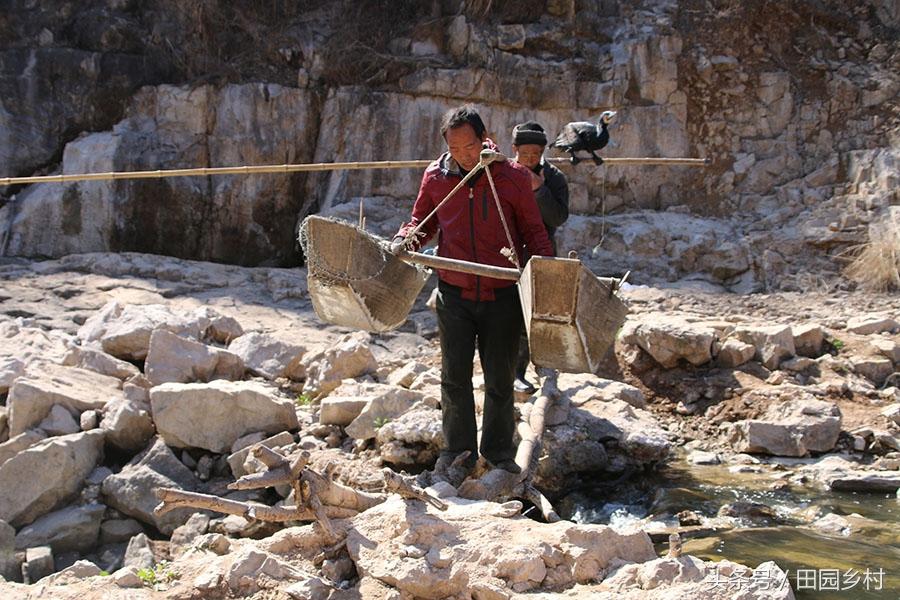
[6,364,123,436]
[101,437,201,535]
[0,323,72,394]
[0,430,104,527]
[0,429,47,468]
[621,314,718,368]
[346,495,656,597]
[145,329,244,386]
[14,503,105,553]
[302,332,377,396]
[727,392,841,456]
[227,331,306,381]
[150,380,299,453]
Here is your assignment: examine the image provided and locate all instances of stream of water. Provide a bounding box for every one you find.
[566,459,899,599]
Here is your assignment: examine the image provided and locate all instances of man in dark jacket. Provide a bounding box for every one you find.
[511,121,570,394]
[391,105,553,481]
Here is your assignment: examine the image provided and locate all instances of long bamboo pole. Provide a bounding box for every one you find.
[0,157,709,187]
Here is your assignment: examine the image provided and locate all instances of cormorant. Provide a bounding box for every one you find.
[553,110,617,165]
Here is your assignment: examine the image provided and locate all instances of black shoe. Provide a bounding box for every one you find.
[488,459,522,475]
[514,376,536,394]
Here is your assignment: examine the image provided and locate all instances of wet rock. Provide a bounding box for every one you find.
[14,503,104,553]
[145,329,245,385]
[718,501,778,521]
[101,437,201,534]
[6,364,123,436]
[346,383,423,440]
[61,346,140,381]
[301,332,377,396]
[375,405,443,466]
[845,315,897,335]
[734,324,795,370]
[727,393,841,457]
[687,450,720,465]
[0,430,104,527]
[150,380,298,453]
[621,315,717,368]
[227,331,306,381]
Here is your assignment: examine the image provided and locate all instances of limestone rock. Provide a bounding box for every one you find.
[123,533,155,570]
[341,383,426,440]
[556,373,646,409]
[61,346,140,381]
[101,397,156,452]
[227,331,306,381]
[386,361,430,389]
[150,380,299,453]
[38,404,80,437]
[0,430,104,527]
[0,323,72,394]
[224,547,308,592]
[871,337,900,363]
[848,355,894,386]
[716,338,756,368]
[0,429,47,468]
[845,315,898,335]
[302,332,377,396]
[346,496,656,597]
[99,518,144,545]
[193,307,244,345]
[621,315,717,368]
[793,323,825,357]
[79,302,208,360]
[7,364,123,436]
[734,324,796,369]
[375,406,443,466]
[145,329,245,385]
[14,503,104,553]
[319,397,369,427]
[22,546,54,584]
[101,437,201,535]
[728,392,841,456]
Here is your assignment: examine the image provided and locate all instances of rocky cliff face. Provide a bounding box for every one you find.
[0,0,897,286]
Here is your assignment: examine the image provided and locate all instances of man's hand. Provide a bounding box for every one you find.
[386,237,406,255]
[528,169,544,192]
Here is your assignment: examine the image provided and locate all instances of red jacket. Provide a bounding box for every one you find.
[396,142,553,301]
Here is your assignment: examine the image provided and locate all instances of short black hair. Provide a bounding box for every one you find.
[440,104,486,139]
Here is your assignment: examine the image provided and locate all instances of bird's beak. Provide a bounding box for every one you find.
[603,111,617,124]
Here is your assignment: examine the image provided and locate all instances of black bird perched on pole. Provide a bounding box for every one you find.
[553,110,617,165]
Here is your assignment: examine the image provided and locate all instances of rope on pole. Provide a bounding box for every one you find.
[0,157,710,187]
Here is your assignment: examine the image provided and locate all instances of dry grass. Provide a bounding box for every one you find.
[844,218,900,292]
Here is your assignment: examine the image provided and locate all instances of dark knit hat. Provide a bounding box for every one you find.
[512,121,547,146]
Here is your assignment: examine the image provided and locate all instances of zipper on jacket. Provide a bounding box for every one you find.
[468,186,480,302]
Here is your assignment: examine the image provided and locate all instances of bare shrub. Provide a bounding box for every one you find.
[844,217,900,292]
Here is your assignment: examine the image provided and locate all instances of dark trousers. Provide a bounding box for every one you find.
[436,281,523,466]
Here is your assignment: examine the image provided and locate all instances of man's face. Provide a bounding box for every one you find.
[514,144,544,170]
[445,124,485,172]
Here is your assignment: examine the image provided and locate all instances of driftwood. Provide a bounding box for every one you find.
[154,444,446,538]
[458,370,561,522]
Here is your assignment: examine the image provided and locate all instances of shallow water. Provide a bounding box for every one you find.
[566,459,899,599]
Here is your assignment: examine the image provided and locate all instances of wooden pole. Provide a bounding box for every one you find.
[0,157,709,187]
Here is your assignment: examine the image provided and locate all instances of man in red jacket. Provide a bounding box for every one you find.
[390,105,553,483]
